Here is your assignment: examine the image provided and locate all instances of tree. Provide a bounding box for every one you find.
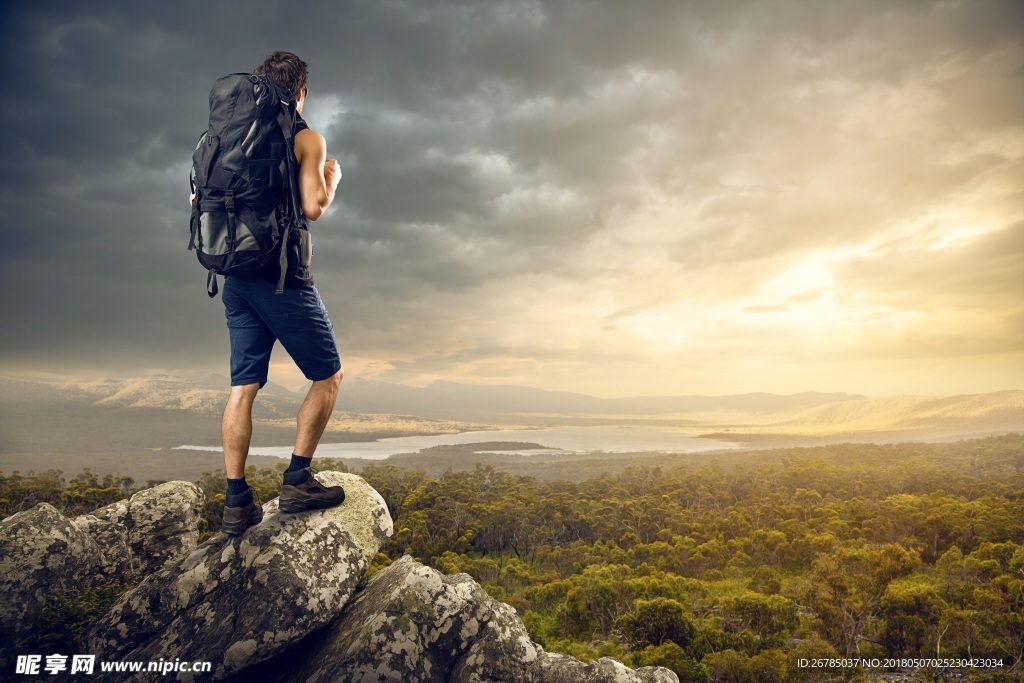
[878,583,944,656]
[634,641,709,683]
[804,543,921,656]
[617,597,697,651]
[721,592,799,653]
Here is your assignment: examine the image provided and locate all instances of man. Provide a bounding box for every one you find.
[191,51,345,536]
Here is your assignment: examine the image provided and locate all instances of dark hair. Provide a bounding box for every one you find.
[253,51,309,100]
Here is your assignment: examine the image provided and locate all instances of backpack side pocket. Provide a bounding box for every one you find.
[191,133,219,188]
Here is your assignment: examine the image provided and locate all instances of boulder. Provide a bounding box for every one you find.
[72,510,134,579]
[535,655,680,683]
[73,481,204,580]
[82,472,393,682]
[0,503,107,660]
[258,555,678,683]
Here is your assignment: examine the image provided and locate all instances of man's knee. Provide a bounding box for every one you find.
[321,367,343,391]
[311,368,344,395]
[228,383,261,403]
[227,382,262,409]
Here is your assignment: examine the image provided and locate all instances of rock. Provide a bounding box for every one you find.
[82,472,393,682]
[0,503,107,660]
[0,482,205,664]
[258,555,678,683]
[536,655,680,683]
[73,481,204,580]
[72,511,134,579]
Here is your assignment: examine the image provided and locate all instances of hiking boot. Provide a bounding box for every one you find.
[221,488,263,536]
[279,467,345,513]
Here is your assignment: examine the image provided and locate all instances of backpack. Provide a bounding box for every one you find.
[188,73,306,297]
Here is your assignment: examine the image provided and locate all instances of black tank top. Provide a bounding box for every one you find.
[253,113,314,289]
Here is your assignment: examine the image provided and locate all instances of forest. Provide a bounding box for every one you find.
[2,434,1022,682]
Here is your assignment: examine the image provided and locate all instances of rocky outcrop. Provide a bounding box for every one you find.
[71,508,135,578]
[0,503,108,660]
[535,655,679,683]
[255,555,678,683]
[0,481,203,663]
[5,474,676,683]
[82,472,394,682]
[72,480,204,580]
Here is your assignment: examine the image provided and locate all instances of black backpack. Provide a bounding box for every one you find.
[189,73,306,297]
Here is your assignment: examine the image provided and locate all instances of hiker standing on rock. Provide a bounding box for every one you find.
[189,51,346,535]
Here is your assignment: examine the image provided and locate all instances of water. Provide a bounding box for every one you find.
[175,425,742,460]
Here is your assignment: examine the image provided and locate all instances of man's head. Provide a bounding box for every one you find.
[254,51,309,107]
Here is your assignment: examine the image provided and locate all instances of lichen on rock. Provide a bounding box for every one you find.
[81,472,393,682]
[256,555,678,683]
[0,503,108,661]
[72,480,205,581]
[2,474,674,683]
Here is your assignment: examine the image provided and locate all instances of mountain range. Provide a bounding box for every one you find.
[0,374,1020,482]
[332,378,867,421]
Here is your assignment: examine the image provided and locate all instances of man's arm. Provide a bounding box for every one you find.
[294,129,341,221]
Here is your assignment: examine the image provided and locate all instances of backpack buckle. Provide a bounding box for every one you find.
[224,190,235,211]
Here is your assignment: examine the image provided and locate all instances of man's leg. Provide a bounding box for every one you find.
[280,369,345,513]
[293,368,344,458]
[264,283,346,512]
[223,383,261,477]
[220,382,265,535]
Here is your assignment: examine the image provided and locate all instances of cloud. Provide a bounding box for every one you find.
[0,0,1020,396]
[829,220,1024,360]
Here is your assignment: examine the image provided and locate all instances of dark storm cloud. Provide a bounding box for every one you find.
[0,0,1020,393]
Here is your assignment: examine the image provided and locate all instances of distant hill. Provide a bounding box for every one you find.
[4,375,1019,434]
[1,374,1020,481]
[726,390,1024,439]
[2,374,1015,464]
[34,374,864,423]
[51,375,300,418]
[332,377,866,421]
[0,375,481,478]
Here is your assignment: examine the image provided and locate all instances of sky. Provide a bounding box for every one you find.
[0,0,1021,398]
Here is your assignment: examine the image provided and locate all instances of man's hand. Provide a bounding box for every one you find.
[324,159,341,193]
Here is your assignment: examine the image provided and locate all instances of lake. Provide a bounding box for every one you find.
[176,425,742,460]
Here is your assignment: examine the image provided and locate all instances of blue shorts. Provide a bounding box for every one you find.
[222,276,342,388]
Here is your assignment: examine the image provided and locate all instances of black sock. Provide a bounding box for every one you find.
[286,454,312,473]
[225,477,252,507]
[283,455,312,485]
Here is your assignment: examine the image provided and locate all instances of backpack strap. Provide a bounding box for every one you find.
[187,132,208,252]
[188,195,199,251]
[207,270,219,298]
[277,102,303,222]
[224,190,237,252]
[276,221,291,295]
[273,100,304,295]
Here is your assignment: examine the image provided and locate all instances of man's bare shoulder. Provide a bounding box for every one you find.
[294,128,325,164]
[295,127,324,143]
